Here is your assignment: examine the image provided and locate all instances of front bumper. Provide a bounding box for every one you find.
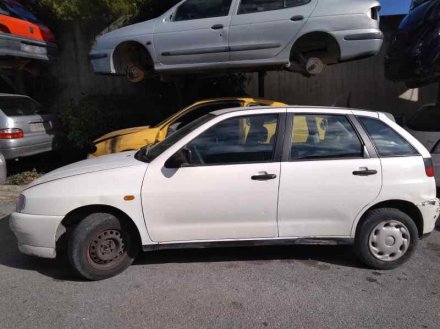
[417,199,440,235]
[0,34,57,61]
[9,212,64,259]
[89,49,114,74]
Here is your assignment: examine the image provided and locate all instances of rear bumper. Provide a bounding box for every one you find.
[417,199,440,235]
[333,29,383,61]
[0,34,57,61]
[9,212,64,259]
[0,134,62,160]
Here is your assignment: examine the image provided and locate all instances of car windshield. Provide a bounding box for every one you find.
[0,97,45,116]
[135,114,215,163]
[2,0,40,24]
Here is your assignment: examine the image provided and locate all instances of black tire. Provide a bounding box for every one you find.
[354,208,419,270]
[68,213,139,281]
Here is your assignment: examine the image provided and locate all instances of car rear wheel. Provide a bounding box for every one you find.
[68,213,139,281]
[354,208,418,270]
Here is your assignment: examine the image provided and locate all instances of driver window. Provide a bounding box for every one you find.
[174,0,233,21]
[185,114,279,165]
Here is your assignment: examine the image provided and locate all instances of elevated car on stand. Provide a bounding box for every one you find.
[385,0,440,87]
[0,0,57,66]
[90,0,383,82]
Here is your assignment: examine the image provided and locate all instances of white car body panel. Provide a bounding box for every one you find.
[89,0,383,75]
[9,107,440,260]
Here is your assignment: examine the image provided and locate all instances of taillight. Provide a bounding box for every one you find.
[424,158,435,177]
[0,128,24,139]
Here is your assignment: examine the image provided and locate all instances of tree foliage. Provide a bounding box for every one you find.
[22,0,180,21]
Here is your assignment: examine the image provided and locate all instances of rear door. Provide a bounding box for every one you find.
[229,0,317,61]
[278,111,382,237]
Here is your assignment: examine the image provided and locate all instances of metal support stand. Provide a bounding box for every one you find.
[258,71,266,98]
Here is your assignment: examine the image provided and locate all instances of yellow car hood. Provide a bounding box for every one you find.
[94,126,151,143]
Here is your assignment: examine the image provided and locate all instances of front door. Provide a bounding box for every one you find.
[154,0,233,66]
[229,0,317,61]
[142,113,282,242]
[278,113,382,237]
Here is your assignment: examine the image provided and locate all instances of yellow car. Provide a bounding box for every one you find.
[90,98,286,157]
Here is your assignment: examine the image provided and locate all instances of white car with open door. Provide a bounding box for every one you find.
[10,106,439,280]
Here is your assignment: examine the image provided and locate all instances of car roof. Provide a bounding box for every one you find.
[211,106,382,118]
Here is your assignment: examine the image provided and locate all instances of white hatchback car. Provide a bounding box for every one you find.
[10,106,439,280]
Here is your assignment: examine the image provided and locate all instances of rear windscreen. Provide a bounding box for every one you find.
[0,97,44,116]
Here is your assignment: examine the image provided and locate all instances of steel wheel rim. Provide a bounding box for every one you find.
[87,229,127,268]
[368,220,410,262]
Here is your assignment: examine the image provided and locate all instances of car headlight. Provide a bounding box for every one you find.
[16,194,26,213]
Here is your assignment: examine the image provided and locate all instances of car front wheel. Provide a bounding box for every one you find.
[68,213,139,280]
[354,208,419,270]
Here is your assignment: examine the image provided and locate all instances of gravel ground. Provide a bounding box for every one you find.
[0,187,439,329]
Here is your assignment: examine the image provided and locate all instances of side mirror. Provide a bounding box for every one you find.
[165,148,191,169]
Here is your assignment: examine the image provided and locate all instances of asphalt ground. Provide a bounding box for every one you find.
[0,190,439,329]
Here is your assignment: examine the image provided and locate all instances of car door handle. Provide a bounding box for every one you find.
[211,24,224,30]
[290,15,304,21]
[353,168,378,176]
[251,173,277,181]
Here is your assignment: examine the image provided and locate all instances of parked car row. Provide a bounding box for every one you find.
[10,105,440,280]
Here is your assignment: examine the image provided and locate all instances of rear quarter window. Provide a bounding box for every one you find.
[0,97,44,116]
[358,116,419,157]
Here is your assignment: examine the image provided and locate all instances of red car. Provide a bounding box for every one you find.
[0,0,56,62]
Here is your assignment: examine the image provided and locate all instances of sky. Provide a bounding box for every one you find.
[381,0,412,16]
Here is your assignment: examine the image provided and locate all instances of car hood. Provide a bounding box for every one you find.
[99,18,159,41]
[26,151,144,189]
[94,126,151,143]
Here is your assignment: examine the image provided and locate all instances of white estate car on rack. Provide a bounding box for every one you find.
[10,106,439,280]
[90,0,383,82]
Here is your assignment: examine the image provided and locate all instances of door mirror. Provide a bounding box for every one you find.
[165,148,191,168]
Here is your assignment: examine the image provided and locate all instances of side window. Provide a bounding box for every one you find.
[174,0,233,21]
[290,115,363,160]
[239,0,311,14]
[186,114,279,165]
[167,102,242,136]
[358,117,419,157]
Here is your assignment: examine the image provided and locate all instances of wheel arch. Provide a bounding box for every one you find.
[112,40,153,75]
[290,30,341,63]
[57,204,142,252]
[353,200,424,239]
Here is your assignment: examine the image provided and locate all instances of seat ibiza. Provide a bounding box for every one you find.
[10,106,439,280]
